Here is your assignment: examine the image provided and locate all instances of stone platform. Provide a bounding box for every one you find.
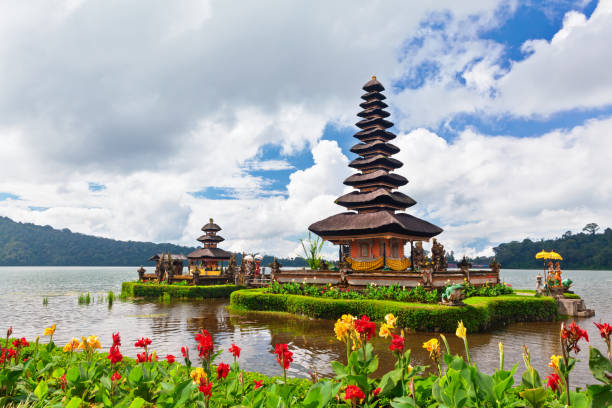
[556,297,595,317]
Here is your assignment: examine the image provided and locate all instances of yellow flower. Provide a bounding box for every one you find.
[498,342,504,354]
[407,364,413,374]
[423,338,440,357]
[456,321,466,340]
[384,313,397,329]
[549,355,562,369]
[190,367,207,384]
[379,323,391,338]
[63,338,80,352]
[87,335,101,350]
[334,314,355,342]
[43,323,56,336]
[78,336,88,350]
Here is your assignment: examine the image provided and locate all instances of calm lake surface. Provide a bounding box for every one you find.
[0,267,610,385]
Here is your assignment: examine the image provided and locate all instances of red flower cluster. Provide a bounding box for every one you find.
[181,346,189,358]
[199,377,213,397]
[196,330,214,359]
[0,348,16,364]
[216,362,230,379]
[107,345,123,365]
[561,321,589,354]
[137,351,155,362]
[165,354,175,363]
[111,371,121,382]
[274,344,293,370]
[355,315,377,341]
[112,332,121,347]
[594,322,612,340]
[254,380,263,390]
[389,334,405,353]
[345,385,365,401]
[12,338,29,348]
[546,372,561,392]
[59,374,67,390]
[229,343,241,358]
[134,337,152,348]
[372,387,381,396]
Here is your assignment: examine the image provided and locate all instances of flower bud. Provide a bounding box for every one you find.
[7,326,13,337]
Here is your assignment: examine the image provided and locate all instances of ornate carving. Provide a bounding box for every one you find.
[431,239,447,272]
[269,258,282,281]
[137,266,146,281]
[489,258,501,275]
[412,241,425,269]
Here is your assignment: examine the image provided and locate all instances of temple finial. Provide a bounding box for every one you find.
[371,75,376,80]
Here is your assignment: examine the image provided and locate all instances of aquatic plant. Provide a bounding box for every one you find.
[107,290,115,306]
[77,292,91,305]
[42,297,48,306]
[299,231,325,269]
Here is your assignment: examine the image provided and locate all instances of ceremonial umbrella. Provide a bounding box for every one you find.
[535,250,551,285]
[548,251,563,260]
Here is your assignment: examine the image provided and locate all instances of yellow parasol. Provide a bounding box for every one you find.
[535,250,550,259]
[548,251,563,260]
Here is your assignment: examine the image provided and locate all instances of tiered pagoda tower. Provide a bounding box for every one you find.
[188,218,232,271]
[309,76,442,271]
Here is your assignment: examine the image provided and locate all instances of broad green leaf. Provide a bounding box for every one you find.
[34,380,49,399]
[66,366,80,383]
[390,396,418,408]
[589,346,612,384]
[64,397,83,408]
[588,384,612,408]
[128,365,143,384]
[519,388,547,408]
[302,381,341,408]
[128,397,146,408]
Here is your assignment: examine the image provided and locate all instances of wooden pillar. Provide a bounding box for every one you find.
[410,241,414,271]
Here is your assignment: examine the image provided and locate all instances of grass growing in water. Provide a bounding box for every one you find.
[42,297,48,306]
[78,292,91,305]
[107,290,115,306]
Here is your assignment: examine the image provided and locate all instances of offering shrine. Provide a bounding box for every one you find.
[309,76,443,271]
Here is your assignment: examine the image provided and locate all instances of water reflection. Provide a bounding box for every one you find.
[0,267,610,385]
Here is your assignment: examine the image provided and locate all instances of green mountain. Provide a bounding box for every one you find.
[492,227,612,270]
[0,216,306,267]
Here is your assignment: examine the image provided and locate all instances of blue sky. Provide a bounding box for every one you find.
[0,0,611,257]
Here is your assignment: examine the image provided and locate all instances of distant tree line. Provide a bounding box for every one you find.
[0,216,306,267]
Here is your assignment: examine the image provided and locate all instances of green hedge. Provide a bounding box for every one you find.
[121,282,245,299]
[230,289,557,333]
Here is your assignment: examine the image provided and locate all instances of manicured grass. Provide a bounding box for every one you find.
[230,289,558,333]
[121,282,245,299]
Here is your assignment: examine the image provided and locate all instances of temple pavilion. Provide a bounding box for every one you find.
[188,218,232,274]
[308,76,443,271]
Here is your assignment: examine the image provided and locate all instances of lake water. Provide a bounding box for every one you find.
[0,267,610,386]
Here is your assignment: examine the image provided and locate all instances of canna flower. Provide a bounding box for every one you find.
[190,367,207,384]
[111,371,121,382]
[165,354,175,363]
[181,346,189,358]
[384,313,397,328]
[345,385,365,402]
[199,377,213,397]
[59,374,67,390]
[216,362,230,379]
[456,321,466,340]
[6,327,12,338]
[63,338,80,352]
[594,322,612,341]
[43,323,56,337]
[87,335,101,350]
[107,345,123,364]
[254,379,263,390]
[423,338,440,358]
[228,343,241,358]
[355,315,376,341]
[134,337,152,348]
[334,314,355,342]
[549,355,562,370]
[112,332,121,347]
[379,323,392,338]
[389,334,405,353]
[274,343,293,370]
[561,321,589,354]
[546,372,561,392]
[195,329,214,359]
[372,387,381,397]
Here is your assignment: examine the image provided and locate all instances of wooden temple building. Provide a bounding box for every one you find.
[271,76,500,288]
[187,218,232,276]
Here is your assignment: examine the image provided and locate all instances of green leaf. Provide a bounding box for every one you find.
[66,366,80,383]
[302,381,341,408]
[100,375,112,390]
[570,391,589,408]
[52,367,66,378]
[64,397,83,408]
[390,396,419,408]
[519,388,547,408]
[330,361,348,378]
[128,365,143,384]
[34,379,49,400]
[589,346,612,384]
[128,397,146,408]
[521,367,542,389]
[378,368,403,396]
[588,384,612,408]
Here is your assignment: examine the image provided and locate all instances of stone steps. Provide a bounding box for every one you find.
[556,297,595,317]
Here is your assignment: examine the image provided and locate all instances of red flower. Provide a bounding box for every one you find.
[112,332,121,347]
[165,354,175,363]
[561,321,589,354]
[345,385,365,401]
[12,338,28,348]
[136,351,153,363]
[181,346,189,358]
[355,315,377,341]
[134,337,152,348]
[59,374,67,390]
[199,377,213,397]
[111,371,121,382]
[216,362,230,379]
[274,344,293,370]
[254,380,263,390]
[389,334,405,353]
[546,372,561,392]
[196,330,214,358]
[107,345,123,364]
[372,387,381,396]
[229,343,241,358]
[594,322,612,340]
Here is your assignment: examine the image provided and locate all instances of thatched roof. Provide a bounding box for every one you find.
[349,155,403,170]
[343,170,408,188]
[187,247,232,260]
[197,234,225,243]
[356,117,393,130]
[361,91,386,101]
[350,141,400,156]
[359,100,388,110]
[309,211,442,239]
[357,108,390,119]
[336,189,416,210]
[149,253,187,261]
[362,76,385,93]
[201,218,221,232]
[354,128,396,142]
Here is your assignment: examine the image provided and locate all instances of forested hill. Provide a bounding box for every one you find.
[492,227,612,270]
[0,216,307,267]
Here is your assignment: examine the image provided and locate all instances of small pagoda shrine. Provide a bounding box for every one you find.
[309,76,443,272]
[188,218,232,275]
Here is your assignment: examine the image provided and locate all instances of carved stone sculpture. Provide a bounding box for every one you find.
[137,266,146,281]
[431,239,447,272]
[441,284,465,306]
[536,274,544,296]
[412,241,425,269]
[269,258,282,281]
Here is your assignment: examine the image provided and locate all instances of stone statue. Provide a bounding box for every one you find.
[412,241,425,269]
[536,274,544,296]
[137,266,146,281]
[441,284,464,306]
[431,239,447,272]
[269,258,282,281]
